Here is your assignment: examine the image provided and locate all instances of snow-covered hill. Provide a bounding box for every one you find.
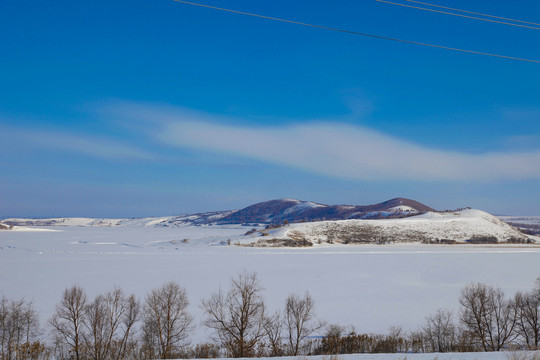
[4,199,536,245]
[2,197,433,228]
[249,209,535,246]
[213,197,432,224]
[0,222,12,230]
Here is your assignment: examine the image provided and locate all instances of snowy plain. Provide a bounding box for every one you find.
[2,222,540,345]
[500,216,540,225]
[196,352,540,360]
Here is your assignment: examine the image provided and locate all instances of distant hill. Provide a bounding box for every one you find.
[0,222,12,230]
[4,199,538,245]
[4,197,434,227]
[213,197,434,224]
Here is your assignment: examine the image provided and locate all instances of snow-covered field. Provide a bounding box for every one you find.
[500,216,540,226]
[198,352,540,360]
[2,223,540,343]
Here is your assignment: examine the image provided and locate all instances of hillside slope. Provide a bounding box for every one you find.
[250,209,534,246]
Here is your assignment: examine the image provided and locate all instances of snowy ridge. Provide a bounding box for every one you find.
[3,197,434,227]
[279,197,301,203]
[4,217,155,227]
[281,201,326,216]
[3,211,236,228]
[351,207,419,220]
[254,209,535,245]
[212,197,434,224]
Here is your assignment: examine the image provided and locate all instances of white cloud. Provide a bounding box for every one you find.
[107,102,540,181]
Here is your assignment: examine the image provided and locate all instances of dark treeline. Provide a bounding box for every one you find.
[1,273,539,360]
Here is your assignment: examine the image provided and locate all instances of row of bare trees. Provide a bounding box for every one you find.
[201,271,324,358]
[316,278,540,355]
[49,286,142,360]
[1,272,324,359]
[2,274,539,359]
[459,280,540,351]
[413,280,539,353]
[0,296,46,359]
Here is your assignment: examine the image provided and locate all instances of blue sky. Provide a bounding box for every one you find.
[1,0,539,217]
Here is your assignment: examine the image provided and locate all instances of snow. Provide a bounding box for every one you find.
[499,216,540,226]
[5,217,127,227]
[264,209,532,244]
[387,205,418,212]
[280,198,301,203]
[282,201,327,215]
[206,211,234,221]
[4,211,245,228]
[4,216,194,228]
[180,352,540,360]
[2,223,540,344]
[11,226,61,232]
[348,206,418,220]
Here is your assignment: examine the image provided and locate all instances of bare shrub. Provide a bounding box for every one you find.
[422,309,456,352]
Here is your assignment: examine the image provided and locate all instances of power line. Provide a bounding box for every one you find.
[401,0,540,27]
[375,0,540,30]
[170,0,540,64]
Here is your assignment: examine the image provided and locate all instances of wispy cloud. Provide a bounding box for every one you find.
[0,123,152,161]
[108,102,540,181]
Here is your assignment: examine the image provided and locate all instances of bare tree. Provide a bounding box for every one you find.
[386,326,407,353]
[284,292,325,356]
[83,287,140,360]
[263,311,284,357]
[116,293,140,360]
[50,285,88,360]
[325,324,346,339]
[0,296,42,360]
[407,328,427,353]
[142,281,192,359]
[84,293,108,360]
[422,309,456,352]
[459,282,517,351]
[515,289,540,350]
[201,271,266,358]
